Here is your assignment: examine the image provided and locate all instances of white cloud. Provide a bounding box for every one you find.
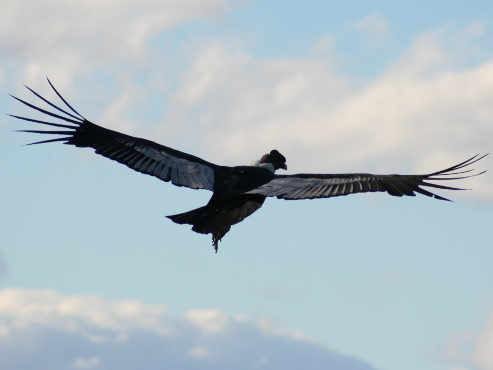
[444,312,493,370]
[163,27,492,201]
[2,0,239,136]
[353,12,390,43]
[0,289,170,340]
[6,17,491,202]
[0,288,375,370]
[465,21,487,39]
[311,34,336,56]
[187,346,210,359]
[473,314,493,370]
[1,0,236,89]
[1,0,232,60]
[73,356,101,369]
[443,331,477,370]
[185,309,229,333]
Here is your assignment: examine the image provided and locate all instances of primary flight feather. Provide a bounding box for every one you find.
[11,79,488,252]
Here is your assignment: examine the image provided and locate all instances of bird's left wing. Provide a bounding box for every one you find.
[10,80,217,191]
[247,155,487,201]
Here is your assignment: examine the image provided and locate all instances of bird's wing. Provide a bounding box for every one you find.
[247,155,488,201]
[11,79,217,191]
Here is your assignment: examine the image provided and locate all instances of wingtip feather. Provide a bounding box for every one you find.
[46,78,85,119]
[25,137,71,145]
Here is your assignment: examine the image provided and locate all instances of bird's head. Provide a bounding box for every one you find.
[259,149,287,171]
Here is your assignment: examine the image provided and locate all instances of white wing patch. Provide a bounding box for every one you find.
[247,175,377,199]
[107,139,215,190]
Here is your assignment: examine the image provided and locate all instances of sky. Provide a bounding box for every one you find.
[1,1,492,369]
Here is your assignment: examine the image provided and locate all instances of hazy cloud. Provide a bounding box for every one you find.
[444,312,493,370]
[0,289,376,370]
[473,313,493,370]
[443,330,477,369]
[165,27,492,201]
[5,15,491,202]
[2,0,233,59]
[1,0,236,87]
[465,21,487,39]
[72,356,101,369]
[353,12,390,43]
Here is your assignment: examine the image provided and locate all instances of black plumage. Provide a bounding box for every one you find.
[11,79,488,252]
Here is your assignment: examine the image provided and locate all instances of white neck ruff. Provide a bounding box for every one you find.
[255,162,275,173]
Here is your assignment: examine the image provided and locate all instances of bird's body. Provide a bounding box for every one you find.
[11,80,487,252]
[168,164,275,249]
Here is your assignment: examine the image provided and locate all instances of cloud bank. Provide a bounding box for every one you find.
[1,0,236,87]
[3,5,491,202]
[165,28,492,202]
[2,0,233,59]
[0,289,376,370]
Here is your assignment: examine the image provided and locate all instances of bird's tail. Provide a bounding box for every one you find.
[167,206,230,253]
[167,206,210,228]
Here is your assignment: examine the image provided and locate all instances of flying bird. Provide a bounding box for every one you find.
[10,79,488,252]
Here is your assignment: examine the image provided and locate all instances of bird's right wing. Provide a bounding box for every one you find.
[11,79,218,191]
[247,155,488,201]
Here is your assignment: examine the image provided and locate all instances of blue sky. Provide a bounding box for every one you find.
[1,1,492,370]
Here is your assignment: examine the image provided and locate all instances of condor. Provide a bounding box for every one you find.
[11,80,488,252]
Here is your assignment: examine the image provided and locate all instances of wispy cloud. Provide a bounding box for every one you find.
[164,27,491,201]
[72,356,101,369]
[472,313,493,370]
[5,12,491,202]
[1,0,237,89]
[2,0,234,59]
[353,12,390,44]
[0,288,376,370]
[465,21,487,39]
[445,312,493,370]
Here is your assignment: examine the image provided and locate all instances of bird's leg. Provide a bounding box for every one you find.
[212,235,219,253]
